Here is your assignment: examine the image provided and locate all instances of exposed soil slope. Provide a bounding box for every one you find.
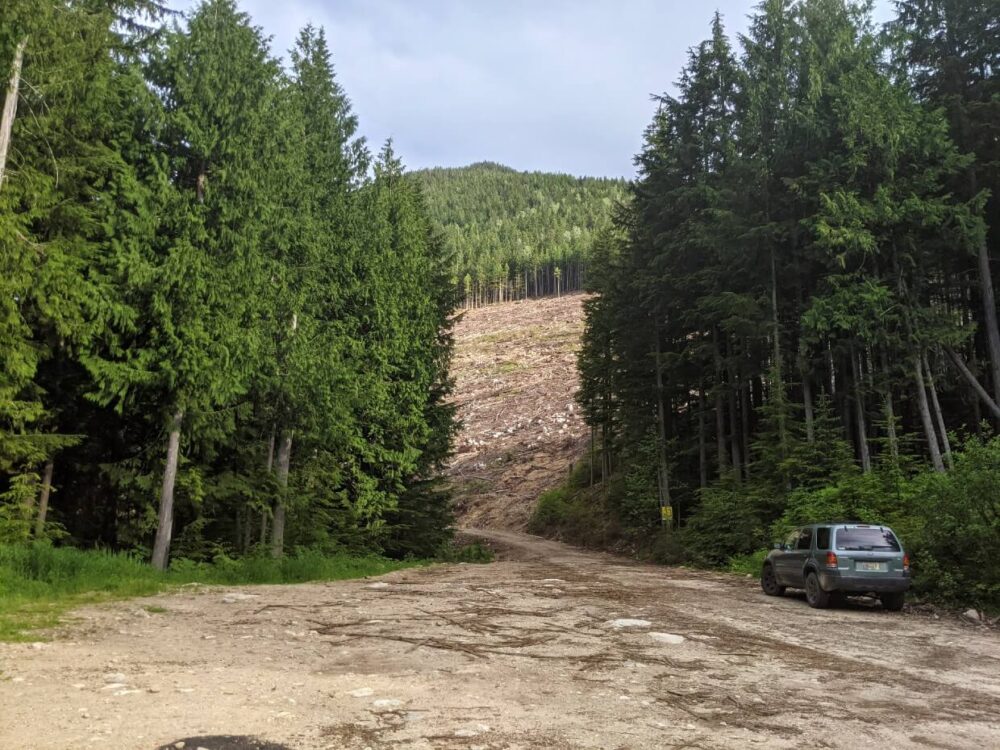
[446,293,587,530]
[2,530,998,749]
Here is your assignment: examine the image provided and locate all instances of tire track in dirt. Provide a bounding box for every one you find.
[3,529,998,749]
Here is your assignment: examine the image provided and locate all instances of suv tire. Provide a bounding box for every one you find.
[805,571,831,609]
[761,564,785,596]
[881,592,905,612]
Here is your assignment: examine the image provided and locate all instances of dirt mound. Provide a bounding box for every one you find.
[445,294,588,530]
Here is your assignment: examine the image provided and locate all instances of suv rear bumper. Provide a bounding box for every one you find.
[818,572,910,593]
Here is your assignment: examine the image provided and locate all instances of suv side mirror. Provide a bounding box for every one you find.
[773,542,783,550]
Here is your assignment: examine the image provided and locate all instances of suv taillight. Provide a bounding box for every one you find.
[903,552,910,571]
[825,551,838,569]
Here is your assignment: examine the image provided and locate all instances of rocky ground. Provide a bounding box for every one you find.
[3,295,999,750]
[446,294,588,530]
[2,529,998,750]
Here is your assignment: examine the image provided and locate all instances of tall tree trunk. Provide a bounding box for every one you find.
[713,330,727,476]
[271,431,292,558]
[33,458,54,537]
[923,353,953,470]
[151,409,184,570]
[976,235,1000,407]
[914,355,945,472]
[770,248,787,454]
[740,376,751,480]
[728,371,742,478]
[944,345,1000,420]
[698,384,708,489]
[589,425,596,487]
[653,325,671,513]
[799,342,814,443]
[879,349,898,463]
[850,344,871,473]
[0,36,27,193]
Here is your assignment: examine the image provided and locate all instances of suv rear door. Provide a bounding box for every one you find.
[775,527,813,587]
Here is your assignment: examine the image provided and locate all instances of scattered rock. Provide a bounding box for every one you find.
[221,593,259,604]
[605,618,652,629]
[366,582,390,589]
[454,725,490,738]
[372,698,403,709]
[104,673,128,684]
[963,608,981,623]
[101,683,129,691]
[649,632,686,645]
[348,687,374,697]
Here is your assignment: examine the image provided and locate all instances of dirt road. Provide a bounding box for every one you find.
[3,529,998,750]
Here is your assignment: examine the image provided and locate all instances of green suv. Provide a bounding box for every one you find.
[760,523,910,610]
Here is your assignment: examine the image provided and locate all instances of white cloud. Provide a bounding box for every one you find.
[171,0,896,178]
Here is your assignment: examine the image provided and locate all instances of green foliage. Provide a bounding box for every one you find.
[681,484,766,567]
[728,549,769,576]
[436,542,495,564]
[1,1,456,568]
[774,436,1000,610]
[528,485,621,550]
[414,162,625,305]
[0,542,422,640]
[572,0,1000,610]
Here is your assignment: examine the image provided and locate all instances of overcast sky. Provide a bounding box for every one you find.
[172,1,894,179]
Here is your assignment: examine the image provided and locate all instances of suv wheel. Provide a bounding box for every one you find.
[761,564,785,597]
[881,592,905,612]
[805,571,831,609]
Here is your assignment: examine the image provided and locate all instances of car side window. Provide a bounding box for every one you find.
[784,530,799,550]
[796,528,813,551]
[816,527,830,550]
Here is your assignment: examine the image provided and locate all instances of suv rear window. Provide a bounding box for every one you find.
[835,527,900,551]
[816,527,830,550]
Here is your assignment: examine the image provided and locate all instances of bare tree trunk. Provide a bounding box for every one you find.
[914,355,945,472]
[799,342,814,443]
[698,384,707,489]
[944,345,1000,420]
[242,509,252,553]
[713,330,727,476]
[152,409,184,570]
[653,326,671,513]
[589,425,595,487]
[850,345,871,473]
[879,349,898,463]
[770,248,787,454]
[728,370,742,478]
[0,36,27,193]
[740,376,751,480]
[33,458,54,537]
[270,431,292,558]
[826,343,837,397]
[923,353,953,469]
[976,236,1000,407]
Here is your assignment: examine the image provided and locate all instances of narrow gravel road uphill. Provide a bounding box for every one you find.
[2,529,998,750]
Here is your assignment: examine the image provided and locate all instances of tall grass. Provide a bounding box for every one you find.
[0,543,422,641]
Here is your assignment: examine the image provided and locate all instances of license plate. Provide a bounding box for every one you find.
[857,561,887,572]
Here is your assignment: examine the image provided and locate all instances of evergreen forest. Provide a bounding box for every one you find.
[0,0,456,567]
[415,162,625,307]
[567,0,1000,609]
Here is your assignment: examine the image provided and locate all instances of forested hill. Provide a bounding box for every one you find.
[414,162,625,307]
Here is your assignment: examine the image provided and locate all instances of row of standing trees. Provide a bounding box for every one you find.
[0,1,456,565]
[577,0,1000,539]
[415,162,625,308]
